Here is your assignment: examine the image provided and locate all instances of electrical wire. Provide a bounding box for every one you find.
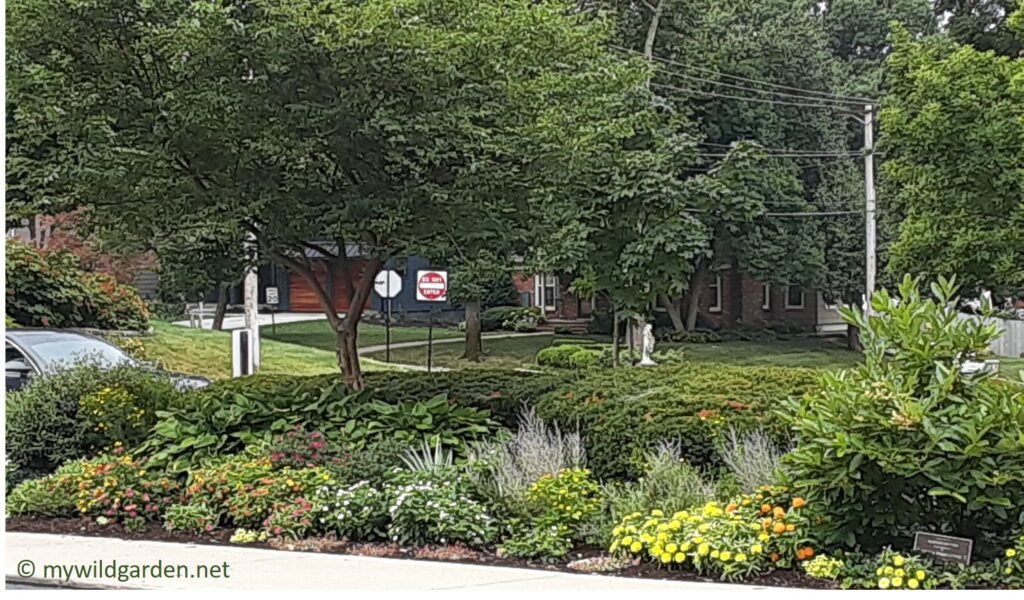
[649,66,864,108]
[612,45,876,104]
[651,82,862,113]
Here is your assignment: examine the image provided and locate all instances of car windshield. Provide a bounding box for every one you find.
[16,333,137,371]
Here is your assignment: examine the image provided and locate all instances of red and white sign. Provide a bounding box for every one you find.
[415,270,448,302]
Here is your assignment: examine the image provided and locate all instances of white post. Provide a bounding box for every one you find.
[244,231,261,371]
[864,104,877,316]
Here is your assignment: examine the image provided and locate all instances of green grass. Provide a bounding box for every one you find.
[363,334,864,371]
[145,321,396,380]
[262,319,462,352]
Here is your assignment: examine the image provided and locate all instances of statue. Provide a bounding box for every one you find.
[639,322,657,366]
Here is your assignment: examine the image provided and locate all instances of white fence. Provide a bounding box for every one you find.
[959,314,1024,358]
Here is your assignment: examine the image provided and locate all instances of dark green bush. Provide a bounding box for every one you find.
[534,364,821,480]
[6,361,180,482]
[658,330,723,344]
[781,276,1024,553]
[5,238,149,330]
[480,306,544,332]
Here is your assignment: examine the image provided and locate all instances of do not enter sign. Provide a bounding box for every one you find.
[415,270,448,302]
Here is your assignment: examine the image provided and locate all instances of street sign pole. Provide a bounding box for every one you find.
[373,269,403,364]
[386,276,392,363]
[427,309,434,373]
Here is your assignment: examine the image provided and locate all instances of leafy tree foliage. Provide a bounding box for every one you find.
[880,25,1024,297]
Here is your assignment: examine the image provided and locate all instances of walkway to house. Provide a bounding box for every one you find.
[5,533,802,591]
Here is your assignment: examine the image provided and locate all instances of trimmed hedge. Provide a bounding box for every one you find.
[536,344,601,369]
[533,364,822,480]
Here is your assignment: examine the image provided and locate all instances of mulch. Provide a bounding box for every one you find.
[6,517,837,589]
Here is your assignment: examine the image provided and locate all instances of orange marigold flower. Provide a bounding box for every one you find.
[792,497,806,508]
[762,518,773,529]
[771,553,780,563]
[760,504,772,514]
[786,524,796,532]
[773,522,787,534]
[725,503,738,513]
[772,506,786,519]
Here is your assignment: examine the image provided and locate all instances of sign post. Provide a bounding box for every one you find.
[374,270,403,363]
[266,286,279,335]
[415,270,449,372]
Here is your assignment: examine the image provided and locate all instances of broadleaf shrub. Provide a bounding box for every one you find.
[5,238,148,330]
[534,364,821,480]
[781,276,1024,553]
[480,306,545,332]
[6,361,180,482]
[536,344,601,369]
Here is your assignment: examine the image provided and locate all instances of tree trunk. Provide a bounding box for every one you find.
[611,307,620,367]
[211,282,229,331]
[271,247,381,391]
[659,293,684,332]
[684,260,707,332]
[846,323,862,351]
[463,298,482,361]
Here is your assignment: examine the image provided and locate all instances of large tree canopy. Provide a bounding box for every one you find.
[880,24,1024,297]
[7,0,654,387]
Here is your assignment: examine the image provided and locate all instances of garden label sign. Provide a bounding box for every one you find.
[913,532,973,565]
[415,270,448,302]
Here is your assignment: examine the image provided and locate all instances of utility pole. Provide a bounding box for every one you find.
[863,104,877,316]
[244,231,261,371]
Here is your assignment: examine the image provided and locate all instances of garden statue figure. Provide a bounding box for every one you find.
[639,322,656,366]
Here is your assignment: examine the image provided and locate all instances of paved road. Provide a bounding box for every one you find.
[6,533,800,591]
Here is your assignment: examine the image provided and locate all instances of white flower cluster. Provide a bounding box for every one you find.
[384,476,496,546]
[314,480,384,538]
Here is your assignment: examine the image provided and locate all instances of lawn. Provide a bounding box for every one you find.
[145,321,396,380]
[262,319,463,352]
[363,334,866,371]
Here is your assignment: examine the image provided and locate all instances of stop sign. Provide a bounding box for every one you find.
[415,270,448,302]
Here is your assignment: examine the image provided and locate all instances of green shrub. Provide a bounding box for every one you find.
[659,330,723,344]
[72,449,182,531]
[534,364,820,480]
[480,306,545,332]
[5,238,148,330]
[536,344,601,369]
[527,468,602,533]
[6,361,180,480]
[781,276,1024,553]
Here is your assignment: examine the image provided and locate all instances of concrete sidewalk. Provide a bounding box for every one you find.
[5,533,790,591]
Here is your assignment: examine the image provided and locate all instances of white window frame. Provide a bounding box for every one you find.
[761,283,771,310]
[784,285,805,310]
[708,274,723,313]
[535,273,558,311]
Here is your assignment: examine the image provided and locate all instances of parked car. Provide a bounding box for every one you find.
[5,329,210,392]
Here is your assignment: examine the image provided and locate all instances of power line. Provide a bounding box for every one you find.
[694,151,862,158]
[696,142,855,155]
[613,45,876,104]
[651,82,862,113]
[649,66,863,108]
[764,210,863,216]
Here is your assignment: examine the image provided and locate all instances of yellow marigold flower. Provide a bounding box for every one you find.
[609,541,620,553]
[674,552,686,563]
[669,520,681,530]
[736,553,747,562]
[895,569,905,578]
[613,526,623,536]
[681,542,692,552]
[893,555,905,567]
[908,579,919,589]
[622,536,633,546]
[884,566,894,576]
[666,543,678,553]
[892,577,903,588]
[711,550,720,559]
[758,533,770,542]
[630,541,643,553]
[878,578,891,590]
[698,543,710,556]
[750,544,763,554]
[915,570,926,581]
[660,553,672,563]
[876,568,884,576]
[651,510,664,517]
[1008,549,1018,558]
[694,537,704,544]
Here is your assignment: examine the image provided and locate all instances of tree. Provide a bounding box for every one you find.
[8,0,653,388]
[935,0,1023,56]
[880,25,1024,297]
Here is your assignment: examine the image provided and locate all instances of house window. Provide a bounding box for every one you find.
[535,273,558,311]
[761,283,771,310]
[785,285,805,310]
[708,274,723,313]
